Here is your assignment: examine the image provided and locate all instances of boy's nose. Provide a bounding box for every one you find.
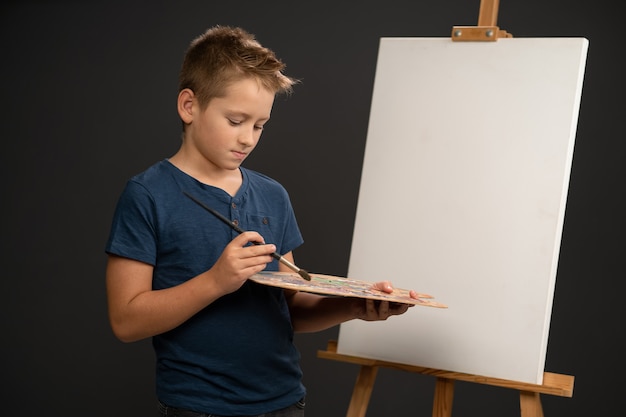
[238,128,256,146]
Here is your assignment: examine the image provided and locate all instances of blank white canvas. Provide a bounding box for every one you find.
[337,37,588,384]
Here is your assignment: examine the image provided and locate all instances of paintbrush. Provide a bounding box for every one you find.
[183,191,311,281]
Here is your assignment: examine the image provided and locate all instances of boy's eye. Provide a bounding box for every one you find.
[227,118,265,131]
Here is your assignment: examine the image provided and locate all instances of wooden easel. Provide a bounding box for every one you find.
[317,2,575,416]
[318,340,574,417]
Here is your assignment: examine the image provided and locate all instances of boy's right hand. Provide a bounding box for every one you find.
[209,231,276,295]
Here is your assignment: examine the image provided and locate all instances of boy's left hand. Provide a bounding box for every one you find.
[358,281,418,321]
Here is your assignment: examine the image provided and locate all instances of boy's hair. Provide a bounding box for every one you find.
[179,26,297,109]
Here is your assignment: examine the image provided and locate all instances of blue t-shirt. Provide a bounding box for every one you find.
[105,160,306,415]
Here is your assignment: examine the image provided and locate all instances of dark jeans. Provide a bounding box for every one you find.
[157,398,305,417]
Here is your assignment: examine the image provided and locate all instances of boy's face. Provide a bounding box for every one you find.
[183,77,275,172]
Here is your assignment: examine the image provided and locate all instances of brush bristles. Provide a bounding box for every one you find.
[298,269,311,281]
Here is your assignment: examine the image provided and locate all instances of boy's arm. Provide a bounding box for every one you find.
[280,253,415,333]
[106,231,276,342]
[106,254,231,343]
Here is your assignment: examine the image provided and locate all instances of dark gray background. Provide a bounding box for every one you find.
[1,1,622,416]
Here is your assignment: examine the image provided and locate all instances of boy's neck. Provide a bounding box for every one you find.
[169,152,243,197]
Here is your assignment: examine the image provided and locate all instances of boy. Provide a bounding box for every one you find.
[105,25,417,417]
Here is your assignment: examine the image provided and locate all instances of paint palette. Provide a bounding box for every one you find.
[249,271,447,308]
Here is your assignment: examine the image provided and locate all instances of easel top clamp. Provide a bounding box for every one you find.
[451,0,513,41]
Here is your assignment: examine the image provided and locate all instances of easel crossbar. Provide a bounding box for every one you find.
[317,341,574,398]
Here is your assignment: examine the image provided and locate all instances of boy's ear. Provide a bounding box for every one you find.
[177,88,195,124]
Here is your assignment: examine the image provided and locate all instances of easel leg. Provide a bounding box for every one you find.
[432,377,455,417]
[345,365,378,417]
[519,391,544,417]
